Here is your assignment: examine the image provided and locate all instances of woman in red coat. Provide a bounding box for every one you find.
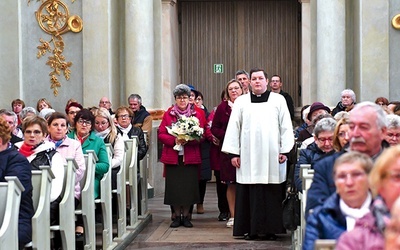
[211,79,243,228]
[158,84,205,228]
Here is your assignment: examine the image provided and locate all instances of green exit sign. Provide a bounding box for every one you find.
[213,64,224,74]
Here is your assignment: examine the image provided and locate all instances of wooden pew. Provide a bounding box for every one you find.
[113,139,130,241]
[126,136,140,229]
[138,132,150,219]
[98,144,116,249]
[0,176,25,249]
[30,166,54,250]
[314,239,336,250]
[76,150,96,250]
[50,159,78,250]
[299,166,314,250]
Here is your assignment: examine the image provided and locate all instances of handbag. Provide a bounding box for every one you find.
[282,185,300,231]
[282,155,300,231]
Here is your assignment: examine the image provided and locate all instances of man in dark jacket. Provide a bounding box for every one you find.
[269,74,295,120]
[0,116,33,249]
[128,94,152,136]
[306,102,388,216]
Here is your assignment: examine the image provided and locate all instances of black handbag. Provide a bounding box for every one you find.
[282,155,300,231]
[282,185,300,231]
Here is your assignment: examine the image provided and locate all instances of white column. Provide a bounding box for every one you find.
[125,0,155,108]
[299,0,312,106]
[353,0,389,102]
[316,0,346,106]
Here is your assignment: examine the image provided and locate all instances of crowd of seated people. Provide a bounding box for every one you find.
[1,84,400,250]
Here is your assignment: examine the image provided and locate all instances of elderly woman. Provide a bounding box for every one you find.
[294,117,337,191]
[19,107,37,124]
[0,116,33,248]
[336,145,400,249]
[114,106,147,162]
[333,118,350,152]
[158,84,205,228]
[67,109,109,199]
[211,79,243,228]
[303,152,373,250]
[385,114,400,146]
[332,89,356,116]
[46,112,85,204]
[65,101,83,131]
[36,98,53,112]
[93,107,124,190]
[14,116,65,226]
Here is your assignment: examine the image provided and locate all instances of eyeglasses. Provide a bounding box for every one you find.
[335,171,366,182]
[24,129,42,135]
[77,119,92,126]
[176,96,189,101]
[117,114,130,119]
[195,98,202,102]
[317,137,333,143]
[95,121,109,126]
[387,133,400,139]
[228,87,240,92]
[99,101,110,104]
[338,132,349,138]
[68,111,79,115]
[270,80,280,83]
[384,171,400,183]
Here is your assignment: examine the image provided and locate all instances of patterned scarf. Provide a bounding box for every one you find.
[371,195,391,234]
[169,103,195,119]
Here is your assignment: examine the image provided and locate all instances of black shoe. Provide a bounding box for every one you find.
[218,212,229,221]
[244,233,257,240]
[170,217,181,228]
[182,216,193,228]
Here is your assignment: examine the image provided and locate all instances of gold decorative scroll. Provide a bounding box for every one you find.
[393,14,400,30]
[29,0,82,96]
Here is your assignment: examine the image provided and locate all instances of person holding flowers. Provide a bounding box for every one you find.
[158,84,205,228]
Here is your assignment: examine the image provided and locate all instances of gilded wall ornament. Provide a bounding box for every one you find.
[29,0,82,96]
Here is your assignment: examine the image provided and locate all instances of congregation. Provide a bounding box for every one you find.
[1,67,400,250]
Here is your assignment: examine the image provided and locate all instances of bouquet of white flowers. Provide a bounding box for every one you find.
[166,115,204,151]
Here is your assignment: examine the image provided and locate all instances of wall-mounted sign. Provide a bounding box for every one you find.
[213,64,224,74]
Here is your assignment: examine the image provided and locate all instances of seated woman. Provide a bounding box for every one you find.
[36,98,53,112]
[46,112,85,206]
[114,106,148,163]
[336,146,400,250]
[67,109,109,234]
[385,114,400,147]
[0,116,33,249]
[332,118,350,152]
[294,117,337,192]
[93,108,124,190]
[303,151,373,250]
[14,116,65,226]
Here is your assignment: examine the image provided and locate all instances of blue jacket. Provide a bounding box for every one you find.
[303,193,346,250]
[305,151,344,216]
[294,142,331,192]
[0,145,33,247]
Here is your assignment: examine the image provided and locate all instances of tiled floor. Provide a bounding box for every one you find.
[125,182,292,249]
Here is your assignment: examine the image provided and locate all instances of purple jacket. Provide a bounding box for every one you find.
[336,212,384,250]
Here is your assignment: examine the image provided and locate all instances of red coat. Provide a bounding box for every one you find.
[158,106,205,165]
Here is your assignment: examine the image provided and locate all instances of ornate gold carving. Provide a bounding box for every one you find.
[392,14,400,30]
[29,0,82,96]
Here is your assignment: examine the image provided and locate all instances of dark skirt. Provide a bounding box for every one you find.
[220,153,236,182]
[233,182,286,237]
[164,158,200,206]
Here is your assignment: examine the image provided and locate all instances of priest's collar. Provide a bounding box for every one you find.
[250,90,271,103]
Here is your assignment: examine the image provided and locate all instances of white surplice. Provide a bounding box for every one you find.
[221,92,294,184]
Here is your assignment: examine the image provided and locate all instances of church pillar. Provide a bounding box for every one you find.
[316,0,346,106]
[353,1,389,102]
[125,0,155,108]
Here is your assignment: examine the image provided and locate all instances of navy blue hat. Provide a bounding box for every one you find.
[186,84,199,96]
